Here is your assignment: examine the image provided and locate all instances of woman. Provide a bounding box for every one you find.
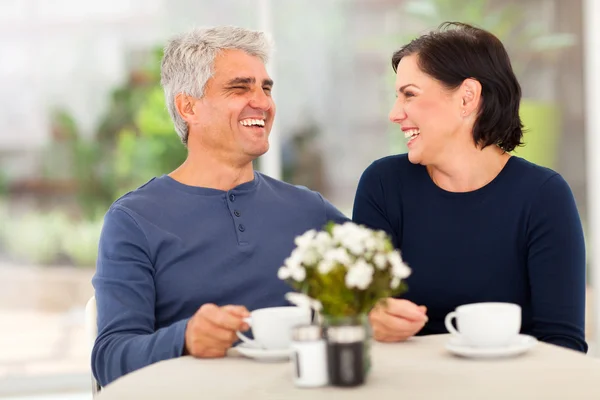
[353,22,587,352]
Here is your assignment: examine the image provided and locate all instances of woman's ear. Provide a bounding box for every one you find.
[460,78,482,117]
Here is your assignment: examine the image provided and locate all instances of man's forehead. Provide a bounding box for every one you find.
[213,50,269,77]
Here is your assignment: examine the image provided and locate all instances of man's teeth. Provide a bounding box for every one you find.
[404,129,420,139]
[240,119,265,127]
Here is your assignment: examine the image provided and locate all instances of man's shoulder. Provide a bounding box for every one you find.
[109,177,165,217]
[256,173,348,223]
[257,172,326,202]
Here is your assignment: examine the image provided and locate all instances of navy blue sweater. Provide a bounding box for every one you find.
[353,154,587,352]
[92,172,348,386]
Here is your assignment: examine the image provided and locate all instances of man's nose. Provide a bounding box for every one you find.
[249,89,272,111]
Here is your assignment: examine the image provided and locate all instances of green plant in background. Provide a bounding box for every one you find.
[43,46,186,219]
[1,212,71,265]
[24,46,186,267]
[113,85,186,197]
[60,218,104,267]
[400,0,576,77]
[44,110,116,220]
[0,208,103,267]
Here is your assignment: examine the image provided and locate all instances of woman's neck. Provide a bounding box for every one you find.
[427,145,511,193]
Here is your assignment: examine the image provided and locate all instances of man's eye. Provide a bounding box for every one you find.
[263,87,272,93]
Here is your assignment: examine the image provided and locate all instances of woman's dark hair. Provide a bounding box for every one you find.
[391,22,523,152]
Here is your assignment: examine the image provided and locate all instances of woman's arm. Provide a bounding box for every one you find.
[352,160,401,248]
[526,174,588,352]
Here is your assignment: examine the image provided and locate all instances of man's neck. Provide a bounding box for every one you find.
[169,152,255,191]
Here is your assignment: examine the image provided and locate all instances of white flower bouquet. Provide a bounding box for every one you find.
[278,222,411,318]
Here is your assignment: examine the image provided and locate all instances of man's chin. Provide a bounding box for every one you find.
[248,144,270,160]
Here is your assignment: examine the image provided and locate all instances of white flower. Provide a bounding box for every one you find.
[337,233,365,256]
[388,251,411,279]
[290,265,306,282]
[318,259,336,274]
[313,231,333,253]
[364,236,383,252]
[295,229,317,249]
[390,276,401,289]
[324,247,352,266]
[285,292,323,312]
[278,266,291,280]
[373,253,387,270]
[301,249,320,266]
[331,222,383,256]
[345,258,374,290]
[282,250,308,282]
[284,250,303,270]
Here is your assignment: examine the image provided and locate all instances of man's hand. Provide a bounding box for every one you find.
[369,298,428,342]
[184,304,250,358]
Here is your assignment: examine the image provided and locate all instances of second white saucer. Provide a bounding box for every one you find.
[445,334,538,359]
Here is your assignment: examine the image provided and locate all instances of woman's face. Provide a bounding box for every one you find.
[389,54,469,166]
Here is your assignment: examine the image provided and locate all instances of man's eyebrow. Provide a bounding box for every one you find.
[225,77,255,86]
[224,77,274,87]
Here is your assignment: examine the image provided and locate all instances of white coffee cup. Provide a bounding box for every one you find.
[444,302,521,348]
[236,306,312,349]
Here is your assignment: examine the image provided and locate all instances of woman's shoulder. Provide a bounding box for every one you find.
[506,156,568,191]
[360,153,421,181]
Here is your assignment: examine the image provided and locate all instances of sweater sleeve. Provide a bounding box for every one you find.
[319,195,351,225]
[526,174,588,352]
[352,161,401,248]
[92,206,189,386]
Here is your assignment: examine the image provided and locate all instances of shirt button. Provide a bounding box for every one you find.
[234,210,241,217]
[238,224,245,232]
[229,194,236,202]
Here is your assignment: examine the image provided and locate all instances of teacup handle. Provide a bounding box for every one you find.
[444,311,460,335]
[236,317,261,347]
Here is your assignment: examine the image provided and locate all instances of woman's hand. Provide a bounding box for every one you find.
[369,298,428,342]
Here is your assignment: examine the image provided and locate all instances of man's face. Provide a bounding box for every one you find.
[189,49,275,165]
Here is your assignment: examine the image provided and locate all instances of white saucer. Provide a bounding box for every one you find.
[445,334,537,359]
[234,344,292,362]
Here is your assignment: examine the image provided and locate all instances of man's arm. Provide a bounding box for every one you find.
[92,206,189,387]
[321,194,351,225]
[527,174,588,352]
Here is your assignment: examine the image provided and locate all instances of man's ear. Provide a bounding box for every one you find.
[175,93,196,122]
[460,78,482,117]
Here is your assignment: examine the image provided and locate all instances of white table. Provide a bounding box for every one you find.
[97,334,600,399]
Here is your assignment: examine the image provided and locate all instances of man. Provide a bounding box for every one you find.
[92,26,348,386]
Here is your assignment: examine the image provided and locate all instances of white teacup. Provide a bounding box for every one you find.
[236,306,311,349]
[444,302,521,348]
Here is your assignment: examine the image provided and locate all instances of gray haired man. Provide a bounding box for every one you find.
[91,26,348,386]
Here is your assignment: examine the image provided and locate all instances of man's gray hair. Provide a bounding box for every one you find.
[160,26,272,144]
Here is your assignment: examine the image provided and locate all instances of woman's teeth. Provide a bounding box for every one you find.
[404,129,420,139]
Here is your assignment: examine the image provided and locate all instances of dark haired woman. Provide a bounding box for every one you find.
[353,22,587,352]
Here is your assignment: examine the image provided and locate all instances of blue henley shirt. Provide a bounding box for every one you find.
[92,171,348,386]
